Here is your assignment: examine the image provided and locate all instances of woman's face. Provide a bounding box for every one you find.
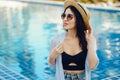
[61,8,76,30]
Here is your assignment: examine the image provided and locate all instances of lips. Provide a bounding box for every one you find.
[64,23,68,26]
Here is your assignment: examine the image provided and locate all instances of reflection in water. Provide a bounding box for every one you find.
[0,1,120,80]
[0,1,37,80]
[16,49,37,80]
[90,10,120,79]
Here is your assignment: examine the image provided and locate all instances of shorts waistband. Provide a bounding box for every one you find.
[64,71,80,76]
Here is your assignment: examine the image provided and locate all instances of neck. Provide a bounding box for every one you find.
[67,29,77,38]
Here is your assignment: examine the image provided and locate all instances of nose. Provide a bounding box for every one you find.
[64,16,67,21]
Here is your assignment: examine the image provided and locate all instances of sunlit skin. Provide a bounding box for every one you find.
[63,8,76,30]
[49,8,98,74]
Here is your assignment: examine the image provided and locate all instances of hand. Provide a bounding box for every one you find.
[85,30,96,43]
[85,30,97,50]
[53,43,64,57]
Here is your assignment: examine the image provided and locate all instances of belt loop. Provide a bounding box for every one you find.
[77,74,80,80]
[64,72,81,80]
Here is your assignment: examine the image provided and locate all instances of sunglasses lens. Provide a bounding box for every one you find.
[61,13,65,20]
[61,13,73,21]
[67,14,73,20]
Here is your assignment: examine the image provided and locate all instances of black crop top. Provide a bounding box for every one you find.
[62,49,87,70]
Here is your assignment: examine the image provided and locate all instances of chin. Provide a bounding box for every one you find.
[64,26,68,29]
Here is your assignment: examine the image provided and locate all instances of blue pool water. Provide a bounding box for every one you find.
[0,1,120,80]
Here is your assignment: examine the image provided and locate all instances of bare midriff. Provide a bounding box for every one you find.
[64,70,84,75]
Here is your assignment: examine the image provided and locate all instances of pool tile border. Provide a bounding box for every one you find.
[0,64,29,80]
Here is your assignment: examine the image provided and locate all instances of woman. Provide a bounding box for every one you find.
[49,0,99,80]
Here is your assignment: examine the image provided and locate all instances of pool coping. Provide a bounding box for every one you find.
[16,0,120,12]
[0,64,29,80]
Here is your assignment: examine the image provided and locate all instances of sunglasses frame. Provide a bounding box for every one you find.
[61,13,73,21]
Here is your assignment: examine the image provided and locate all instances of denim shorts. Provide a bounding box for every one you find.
[64,71,85,80]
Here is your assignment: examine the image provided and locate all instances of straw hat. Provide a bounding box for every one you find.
[64,0,91,33]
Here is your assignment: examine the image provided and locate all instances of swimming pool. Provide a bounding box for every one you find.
[0,1,120,80]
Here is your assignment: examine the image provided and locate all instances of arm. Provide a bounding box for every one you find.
[49,48,57,65]
[85,30,99,70]
[87,37,99,70]
[49,37,64,65]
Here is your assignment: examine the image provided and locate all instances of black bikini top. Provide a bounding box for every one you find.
[62,49,87,70]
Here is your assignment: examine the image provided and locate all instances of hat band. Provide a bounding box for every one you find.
[77,3,87,16]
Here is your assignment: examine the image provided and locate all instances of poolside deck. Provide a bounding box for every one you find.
[16,0,120,12]
[0,64,29,80]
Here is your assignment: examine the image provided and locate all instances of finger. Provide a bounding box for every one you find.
[58,48,63,53]
[84,30,88,36]
[57,42,63,48]
[84,30,88,33]
[88,29,93,35]
[56,44,60,49]
[86,30,88,33]
[85,30,93,36]
[56,48,63,55]
[56,45,63,51]
[57,46,63,52]
[59,42,63,46]
[59,50,63,53]
[59,47,63,51]
[57,44,63,50]
[58,44,63,49]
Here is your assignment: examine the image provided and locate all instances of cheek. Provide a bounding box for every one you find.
[69,21,76,28]
[63,20,76,30]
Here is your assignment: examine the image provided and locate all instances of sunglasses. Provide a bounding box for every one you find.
[61,13,73,21]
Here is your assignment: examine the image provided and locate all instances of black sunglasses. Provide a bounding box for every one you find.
[61,13,73,21]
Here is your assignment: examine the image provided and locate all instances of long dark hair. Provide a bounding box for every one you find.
[64,6,87,50]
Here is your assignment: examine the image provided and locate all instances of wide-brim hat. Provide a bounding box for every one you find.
[64,0,91,33]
